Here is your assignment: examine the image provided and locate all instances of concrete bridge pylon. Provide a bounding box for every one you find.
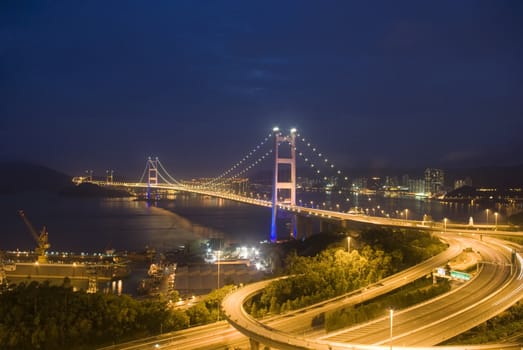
[270,127,297,242]
[147,157,159,200]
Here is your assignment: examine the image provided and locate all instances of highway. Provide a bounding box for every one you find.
[320,236,519,346]
[99,233,522,350]
[97,321,244,350]
[101,234,463,350]
[246,233,465,336]
[223,235,523,350]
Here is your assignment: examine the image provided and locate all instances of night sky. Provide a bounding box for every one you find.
[1,1,522,179]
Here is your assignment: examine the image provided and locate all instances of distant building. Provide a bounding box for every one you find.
[297,176,324,190]
[454,177,472,189]
[232,178,249,194]
[401,174,410,187]
[352,177,367,191]
[367,177,382,190]
[384,176,398,188]
[408,178,426,194]
[424,168,445,195]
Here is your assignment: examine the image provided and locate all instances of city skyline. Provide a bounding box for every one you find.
[1,1,522,178]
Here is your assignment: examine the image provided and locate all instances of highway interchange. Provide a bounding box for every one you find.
[100,228,523,350]
[221,232,523,350]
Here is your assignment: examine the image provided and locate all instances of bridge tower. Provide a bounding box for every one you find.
[147,157,159,200]
[106,169,114,183]
[270,127,297,242]
[147,157,159,185]
[85,170,93,181]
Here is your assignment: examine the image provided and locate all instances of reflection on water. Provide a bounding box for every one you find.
[0,192,269,253]
[0,191,516,254]
[298,191,514,225]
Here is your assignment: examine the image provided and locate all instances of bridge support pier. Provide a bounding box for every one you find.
[320,219,347,234]
[320,219,332,233]
[249,338,261,350]
[296,215,313,240]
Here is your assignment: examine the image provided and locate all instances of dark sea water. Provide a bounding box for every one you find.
[1,190,507,295]
[0,192,271,253]
[0,191,502,254]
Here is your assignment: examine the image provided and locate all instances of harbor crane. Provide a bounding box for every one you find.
[18,210,50,264]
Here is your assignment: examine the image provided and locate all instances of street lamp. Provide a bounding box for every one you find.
[486,209,490,226]
[494,212,498,230]
[347,236,351,252]
[217,249,221,322]
[405,209,409,222]
[444,218,448,232]
[389,308,394,350]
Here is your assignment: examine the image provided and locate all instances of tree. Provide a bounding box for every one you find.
[187,303,211,326]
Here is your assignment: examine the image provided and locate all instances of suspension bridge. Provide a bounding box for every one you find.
[74,127,515,242]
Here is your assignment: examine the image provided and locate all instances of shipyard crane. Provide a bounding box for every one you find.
[18,210,50,264]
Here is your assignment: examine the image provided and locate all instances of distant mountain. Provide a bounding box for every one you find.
[60,182,131,197]
[0,161,72,194]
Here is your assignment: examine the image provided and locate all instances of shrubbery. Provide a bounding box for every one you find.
[0,281,234,350]
[0,281,187,349]
[245,228,446,318]
[324,278,451,331]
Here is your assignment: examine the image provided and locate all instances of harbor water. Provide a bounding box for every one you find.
[0,191,511,254]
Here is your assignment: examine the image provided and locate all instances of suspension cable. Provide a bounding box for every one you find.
[295,133,350,186]
[203,133,273,187]
[138,161,149,183]
[157,171,177,186]
[204,149,273,191]
[157,159,184,186]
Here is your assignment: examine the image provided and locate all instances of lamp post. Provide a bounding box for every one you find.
[444,218,448,232]
[347,236,351,252]
[486,209,490,226]
[494,212,498,230]
[389,308,394,350]
[405,209,409,222]
[217,249,221,322]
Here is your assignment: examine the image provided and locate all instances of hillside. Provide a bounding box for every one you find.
[0,161,71,194]
[60,182,131,197]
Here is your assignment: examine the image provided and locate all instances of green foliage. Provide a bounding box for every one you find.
[247,247,390,317]
[186,284,236,325]
[324,278,451,331]
[245,228,446,318]
[0,281,190,350]
[186,303,212,326]
[358,228,445,271]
